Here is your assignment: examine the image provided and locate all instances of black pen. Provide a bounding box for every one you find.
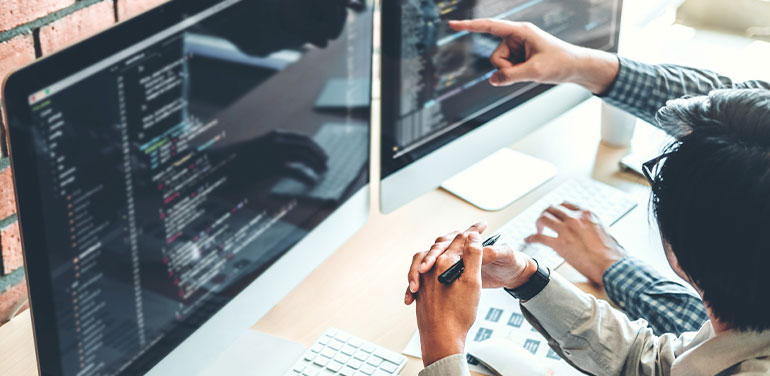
[437,234,500,285]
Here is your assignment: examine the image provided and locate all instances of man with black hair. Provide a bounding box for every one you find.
[405,19,770,375]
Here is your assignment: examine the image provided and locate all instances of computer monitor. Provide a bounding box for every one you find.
[1,0,372,374]
[380,0,623,213]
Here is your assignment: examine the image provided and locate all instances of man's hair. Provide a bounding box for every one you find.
[651,89,770,332]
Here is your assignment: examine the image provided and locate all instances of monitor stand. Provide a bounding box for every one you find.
[440,148,557,211]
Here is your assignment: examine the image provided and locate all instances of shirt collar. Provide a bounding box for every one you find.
[673,322,770,375]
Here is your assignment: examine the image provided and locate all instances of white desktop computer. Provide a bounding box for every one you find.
[2,0,376,375]
[380,0,625,213]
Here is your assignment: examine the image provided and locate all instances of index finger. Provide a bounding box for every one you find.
[448,19,520,38]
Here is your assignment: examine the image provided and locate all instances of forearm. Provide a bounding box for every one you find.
[603,257,708,336]
[521,272,680,376]
[598,57,770,130]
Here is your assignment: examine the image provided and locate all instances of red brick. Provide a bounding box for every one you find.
[39,0,115,56]
[117,0,170,21]
[1,222,22,275]
[0,34,36,91]
[0,168,15,221]
[0,279,28,324]
[0,0,75,33]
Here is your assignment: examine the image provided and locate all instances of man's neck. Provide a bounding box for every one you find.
[707,307,731,334]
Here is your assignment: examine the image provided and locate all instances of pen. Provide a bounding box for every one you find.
[437,234,501,285]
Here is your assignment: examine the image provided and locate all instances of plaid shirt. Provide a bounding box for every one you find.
[603,257,708,336]
[598,57,770,336]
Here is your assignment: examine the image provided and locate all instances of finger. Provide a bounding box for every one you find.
[442,232,469,261]
[420,239,453,273]
[409,251,427,293]
[560,201,581,211]
[464,221,488,235]
[544,205,569,221]
[435,230,460,243]
[481,243,510,265]
[448,19,524,38]
[525,233,558,248]
[489,42,514,70]
[535,211,562,234]
[461,232,484,281]
[404,286,415,305]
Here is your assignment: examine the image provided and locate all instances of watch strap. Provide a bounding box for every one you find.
[504,258,550,301]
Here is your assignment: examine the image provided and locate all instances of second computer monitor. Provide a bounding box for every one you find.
[380,0,623,213]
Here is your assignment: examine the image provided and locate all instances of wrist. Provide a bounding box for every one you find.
[505,256,538,290]
[421,335,465,367]
[568,47,620,95]
[594,252,623,287]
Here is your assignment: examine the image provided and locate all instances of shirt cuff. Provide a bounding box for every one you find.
[520,272,592,338]
[419,354,470,376]
[602,256,659,310]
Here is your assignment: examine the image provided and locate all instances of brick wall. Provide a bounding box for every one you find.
[0,0,168,325]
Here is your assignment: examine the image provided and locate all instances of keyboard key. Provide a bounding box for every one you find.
[379,361,398,373]
[340,367,356,376]
[319,335,332,346]
[302,368,319,376]
[310,344,324,353]
[341,344,358,355]
[328,339,345,351]
[333,353,350,363]
[360,344,376,353]
[335,333,351,342]
[304,351,316,362]
[373,349,403,365]
[293,364,307,373]
[353,350,369,361]
[320,348,336,359]
[348,338,363,348]
[372,370,392,376]
[327,361,344,373]
[347,358,364,369]
[366,357,382,367]
[313,357,329,367]
[360,364,376,375]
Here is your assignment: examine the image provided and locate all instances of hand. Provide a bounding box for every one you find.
[405,222,537,306]
[404,222,488,303]
[448,19,619,94]
[414,232,484,367]
[281,0,351,48]
[525,202,625,287]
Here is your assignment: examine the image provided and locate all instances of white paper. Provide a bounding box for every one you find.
[402,288,582,375]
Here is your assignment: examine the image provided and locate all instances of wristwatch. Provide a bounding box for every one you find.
[504,258,550,301]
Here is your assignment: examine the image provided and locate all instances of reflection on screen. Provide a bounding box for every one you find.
[382,0,621,176]
[24,1,371,374]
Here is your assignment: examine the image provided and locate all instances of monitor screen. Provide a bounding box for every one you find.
[4,0,371,374]
[381,0,622,178]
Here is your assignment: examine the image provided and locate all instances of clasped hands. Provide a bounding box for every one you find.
[404,203,625,367]
[403,222,536,366]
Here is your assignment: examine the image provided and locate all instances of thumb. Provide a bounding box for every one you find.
[462,232,484,281]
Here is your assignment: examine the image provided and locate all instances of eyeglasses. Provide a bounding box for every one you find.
[642,152,673,186]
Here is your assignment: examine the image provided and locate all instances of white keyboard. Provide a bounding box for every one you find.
[495,178,638,269]
[287,328,407,376]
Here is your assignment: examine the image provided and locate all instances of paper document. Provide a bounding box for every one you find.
[402,288,582,375]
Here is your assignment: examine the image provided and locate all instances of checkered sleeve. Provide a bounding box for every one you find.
[602,257,709,336]
[601,56,770,132]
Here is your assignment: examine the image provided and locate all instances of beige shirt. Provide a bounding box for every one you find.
[419,273,770,376]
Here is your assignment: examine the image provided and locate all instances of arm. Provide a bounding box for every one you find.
[603,257,709,336]
[601,57,770,127]
[448,19,770,134]
[521,272,687,376]
[525,203,709,337]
